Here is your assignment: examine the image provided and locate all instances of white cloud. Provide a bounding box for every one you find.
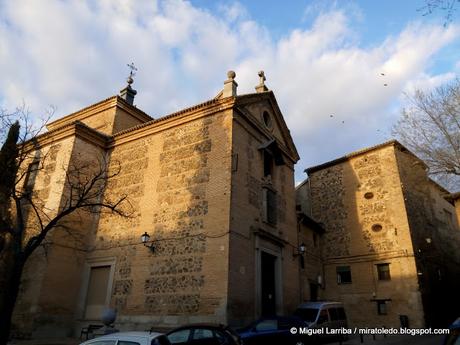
[0,0,458,181]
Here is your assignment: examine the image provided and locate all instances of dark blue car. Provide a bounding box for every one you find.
[238,316,314,345]
[444,317,460,345]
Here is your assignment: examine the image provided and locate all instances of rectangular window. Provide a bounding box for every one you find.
[23,161,39,192]
[84,265,111,320]
[263,151,273,177]
[376,263,391,281]
[313,233,318,247]
[336,266,352,284]
[444,209,454,229]
[262,188,277,225]
[377,301,387,315]
[231,153,238,172]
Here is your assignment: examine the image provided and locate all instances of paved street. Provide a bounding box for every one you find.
[9,334,445,345]
[341,334,443,345]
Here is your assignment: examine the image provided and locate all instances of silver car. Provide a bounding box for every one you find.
[79,331,171,345]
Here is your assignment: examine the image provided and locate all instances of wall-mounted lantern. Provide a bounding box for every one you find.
[293,243,306,258]
[317,275,323,286]
[141,232,155,253]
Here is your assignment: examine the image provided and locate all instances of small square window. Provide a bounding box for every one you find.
[336,266,352,284]
[376,263,391,281]
[377,301,387,315]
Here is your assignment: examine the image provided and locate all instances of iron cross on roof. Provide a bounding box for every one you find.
[126,62,138,85]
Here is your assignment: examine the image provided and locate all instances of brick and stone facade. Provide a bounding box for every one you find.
[12,73,301,338]
[299,141,460,328]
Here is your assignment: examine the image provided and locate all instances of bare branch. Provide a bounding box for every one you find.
[394,79,460,190]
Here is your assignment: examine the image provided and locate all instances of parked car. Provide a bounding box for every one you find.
[295,301,347,329]
[238,315,313,345]
[166,324,243,345]
[443,317,460,345]
[294,301,348,342]
[79,331,170,345]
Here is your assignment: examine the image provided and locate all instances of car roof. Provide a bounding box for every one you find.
[167,323,240,336]
[258,315,303,320]
[168,323,228,330]
[82,331,163,344]
[451,318,460,329]
[297,301,343,308]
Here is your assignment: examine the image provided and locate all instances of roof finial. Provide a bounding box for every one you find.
[255,70,268,93]
[223,70,238,97]
[120,62,138,105]
[126,62,138,85]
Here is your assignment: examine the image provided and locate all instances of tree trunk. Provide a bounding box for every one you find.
[0,253,25,345]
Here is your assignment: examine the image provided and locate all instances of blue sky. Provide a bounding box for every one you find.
[1,0,459,183]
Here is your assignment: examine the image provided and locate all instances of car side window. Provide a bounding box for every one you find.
[255,319,277,331]
[278,318,294,330]
[168,329,191,344]
[192,329,214,340]
[214,330,230,343]
[337,307,346,320]
[152,336,172,345]
[329,308,339,321]
[118,341,141,345]
[317,309,329,324]
[88,341,116,345]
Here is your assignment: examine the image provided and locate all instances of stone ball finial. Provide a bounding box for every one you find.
[227,70,236,80]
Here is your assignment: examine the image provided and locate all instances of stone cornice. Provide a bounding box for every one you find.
[305,140,400,174]
[46,96,118,131]
[22,121,109,153]
[46,95,153,132]
[115,96,153,123]
[109,97,236,147]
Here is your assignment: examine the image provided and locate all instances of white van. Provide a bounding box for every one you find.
[294,301,348,331]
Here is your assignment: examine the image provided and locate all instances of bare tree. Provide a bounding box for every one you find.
[0,107,131,345]
[419,0,459,25]
[393,79,460,190]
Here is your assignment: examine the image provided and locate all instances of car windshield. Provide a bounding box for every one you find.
[295,308,319,322]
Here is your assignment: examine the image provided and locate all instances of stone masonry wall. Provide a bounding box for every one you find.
[227,103,299,326]
[12,136,79,337]
[395,147,460,326]
[308,145,424,328]
[83,110,232,330]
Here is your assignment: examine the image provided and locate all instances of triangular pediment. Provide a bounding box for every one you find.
[235,91,299,163]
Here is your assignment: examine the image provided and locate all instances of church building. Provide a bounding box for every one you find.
[13,71,302,338]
